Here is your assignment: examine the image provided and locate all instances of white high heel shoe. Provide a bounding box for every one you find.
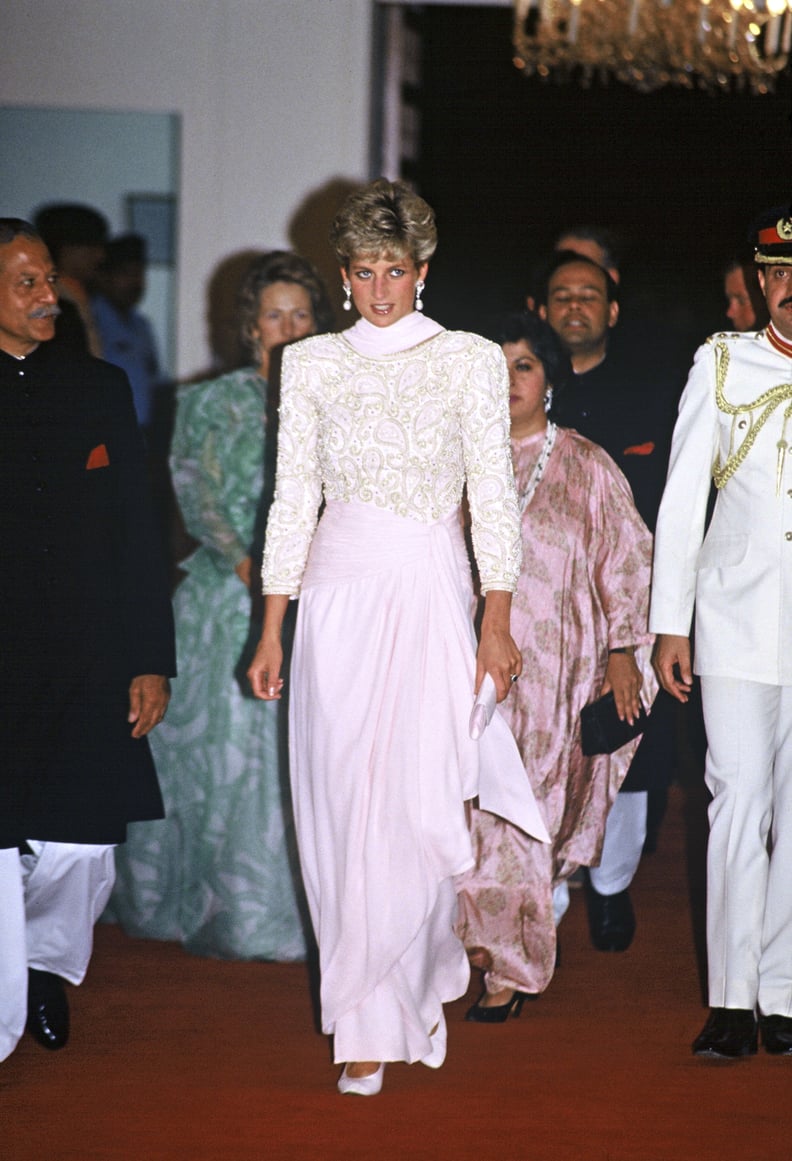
[421,1012,447,1069]
[337,1063,385,1096]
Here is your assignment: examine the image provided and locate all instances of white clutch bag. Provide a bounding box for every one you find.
[468,672,550,843]
[469,672,498,740]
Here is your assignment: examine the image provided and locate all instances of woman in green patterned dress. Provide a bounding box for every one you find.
[106,252,333,959]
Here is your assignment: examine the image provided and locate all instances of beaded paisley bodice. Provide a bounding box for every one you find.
[262,329,521,595]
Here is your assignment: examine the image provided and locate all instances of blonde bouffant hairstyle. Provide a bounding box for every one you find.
[329,178,438,269]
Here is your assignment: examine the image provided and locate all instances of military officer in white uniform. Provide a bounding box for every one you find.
[651,205,792,1059]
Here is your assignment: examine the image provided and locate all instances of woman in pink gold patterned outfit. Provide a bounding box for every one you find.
[456,312,656,1021]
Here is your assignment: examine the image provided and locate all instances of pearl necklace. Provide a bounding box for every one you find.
[517,422,557,514]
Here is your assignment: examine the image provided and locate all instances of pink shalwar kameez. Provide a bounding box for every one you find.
[456,427,655,996]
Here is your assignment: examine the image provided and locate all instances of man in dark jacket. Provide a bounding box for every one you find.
[537,249,678,953]
[0,218,175,1061]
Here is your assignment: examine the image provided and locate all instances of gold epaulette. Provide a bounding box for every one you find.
[712,341,792,492]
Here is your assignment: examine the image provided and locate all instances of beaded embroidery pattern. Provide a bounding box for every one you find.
[263,330,522,595]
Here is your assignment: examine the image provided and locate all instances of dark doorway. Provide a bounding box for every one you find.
[414,5,791,372]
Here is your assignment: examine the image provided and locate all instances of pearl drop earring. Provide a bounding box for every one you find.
[414,279,425,312]
[342,282,352,312]
[544,386,554,414]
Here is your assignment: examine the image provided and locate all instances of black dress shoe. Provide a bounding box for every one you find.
[465,990,532,1023]
[585,883,635,951]
[759,1013,792,1055]
[26,969,69,1050]
[692,1008,757,1058]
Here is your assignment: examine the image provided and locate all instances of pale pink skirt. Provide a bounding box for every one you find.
[289,500,482,1063]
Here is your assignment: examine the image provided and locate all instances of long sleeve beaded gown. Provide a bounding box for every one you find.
[262,312,547,1065]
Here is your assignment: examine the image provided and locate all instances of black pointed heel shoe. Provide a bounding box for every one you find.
[464,990,531,1023]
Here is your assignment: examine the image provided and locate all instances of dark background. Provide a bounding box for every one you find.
[413,5,792,377]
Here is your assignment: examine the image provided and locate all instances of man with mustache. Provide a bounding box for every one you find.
[652,205,792,1059]
[0,219,175,1063]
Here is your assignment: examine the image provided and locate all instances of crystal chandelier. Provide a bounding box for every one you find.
[513,0,792,93]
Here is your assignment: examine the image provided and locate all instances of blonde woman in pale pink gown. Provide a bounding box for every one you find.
[456,311,656,1021]
[247,182,547,1095]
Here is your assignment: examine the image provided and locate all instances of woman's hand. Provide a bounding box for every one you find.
[476,629,522,703]
[247,637,284,700]
[247,594,289,700]
[476,590,522,703]
[600,651,643,725]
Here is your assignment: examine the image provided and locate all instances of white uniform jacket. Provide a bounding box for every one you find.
[650,330,792,685]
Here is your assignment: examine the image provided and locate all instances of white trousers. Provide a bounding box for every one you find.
[701,676,792,1015]
[0,842,115,1062]
[589,791,648,896]
[551,792,648,924]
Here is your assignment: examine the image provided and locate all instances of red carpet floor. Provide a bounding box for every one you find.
[4,778,790,1161]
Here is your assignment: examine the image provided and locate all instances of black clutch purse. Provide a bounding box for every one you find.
[580,691,649,756]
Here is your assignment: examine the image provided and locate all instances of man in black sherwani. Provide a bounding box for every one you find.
[537,249,678,954]
[0,219,176,1061]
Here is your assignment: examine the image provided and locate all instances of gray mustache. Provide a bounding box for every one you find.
[29,306,62,320]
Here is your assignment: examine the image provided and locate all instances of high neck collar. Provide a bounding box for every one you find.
[767,323,792,359]
[343,312,444,357]
[0,343,39,362]
[573,350,608,377]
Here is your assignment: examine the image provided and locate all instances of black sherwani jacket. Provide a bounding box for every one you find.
[0,342,176,847]
[551,349,677,532]
[551,348,680,793]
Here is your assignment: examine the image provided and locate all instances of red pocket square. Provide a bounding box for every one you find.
[86,443,110,469]
[623,441,655,457]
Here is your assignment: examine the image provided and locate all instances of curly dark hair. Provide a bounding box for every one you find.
[496,310,573,397]
[238,250,334,359]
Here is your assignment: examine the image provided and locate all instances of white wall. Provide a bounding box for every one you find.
[0,1,374,377]
[1,107,178,372]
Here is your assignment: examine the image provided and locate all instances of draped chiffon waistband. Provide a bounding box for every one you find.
[301,500,468,590]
